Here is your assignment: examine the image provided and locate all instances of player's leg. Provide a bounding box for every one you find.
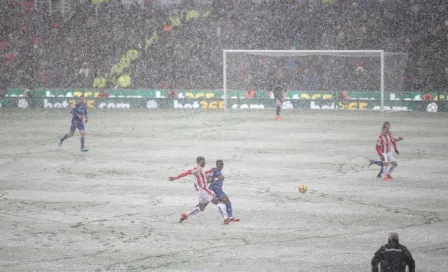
[387,161,397,179]
[275,96,282,120]
[381,153,391,181]
[179,195,208,223]
[59,123,75,147]
[179,188,212,223]
[78,121,88,152]
[211,197,229,224]
[79,129,88,152]
[387,152,397,179]
[368,159,383,168]
[179,202,205,223]
[377,155,385,178]
[220,194,239,222]
[383,152,396,181]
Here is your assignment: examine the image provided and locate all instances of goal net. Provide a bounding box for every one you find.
[223,50,408,111]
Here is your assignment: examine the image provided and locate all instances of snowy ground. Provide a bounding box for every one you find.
[1,109,447,272]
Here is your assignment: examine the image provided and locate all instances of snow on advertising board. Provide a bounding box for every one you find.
[2,89,446,112]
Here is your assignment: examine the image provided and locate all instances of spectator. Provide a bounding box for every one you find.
[78,62,90,86]
[0,0,446,93]
[98,88,109,98]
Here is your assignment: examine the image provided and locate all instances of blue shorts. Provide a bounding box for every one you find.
[70,120,85,132]
[210,189,227,199]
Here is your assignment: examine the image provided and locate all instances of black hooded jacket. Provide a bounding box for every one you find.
[372,241,415,272]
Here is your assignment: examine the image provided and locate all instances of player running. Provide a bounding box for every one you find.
[369,121,403,178]
[271,72,285,120]
[205,160,239,223]
[375,124,401,181]
[58,95,89,152]
[168,156,230,225]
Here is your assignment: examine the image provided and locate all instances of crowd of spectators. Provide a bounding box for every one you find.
[1,0,446,92]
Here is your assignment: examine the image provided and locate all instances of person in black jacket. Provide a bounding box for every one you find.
[372,232,415,272]
[270,72,285,120]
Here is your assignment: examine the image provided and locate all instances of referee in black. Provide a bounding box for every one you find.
[372,232,415,272]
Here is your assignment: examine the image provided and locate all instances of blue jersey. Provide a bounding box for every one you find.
[208,169,226,198]
[71,102,88,121]
[70,102,87,131]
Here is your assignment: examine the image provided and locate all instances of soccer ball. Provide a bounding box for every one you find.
[426,102,438,112]
[298,184,308,194]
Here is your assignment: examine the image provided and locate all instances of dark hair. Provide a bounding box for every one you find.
[383,121,390,127]
[216,159,224,165]
[196,156,205,163]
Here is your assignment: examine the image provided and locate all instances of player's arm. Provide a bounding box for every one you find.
[205,168,216,183]
[391,140,399,154]
[403,247,415,272]
[375,138,383,157]
[169,169,192,181]
[70,102,78,115]
[392,134,404,142]
[375,139,387,163]
[204,168,215,175]
[371,246,384,272]
[84,106,88,123]
[390,135,401,154]
[210,173,225,183]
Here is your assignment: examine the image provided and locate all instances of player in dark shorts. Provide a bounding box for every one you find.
[271,74,285,120]
[58,95,89,152]
[206,160,239,223]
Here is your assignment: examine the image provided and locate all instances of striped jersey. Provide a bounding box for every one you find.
[175,165,208,191]
[376,132,396,154]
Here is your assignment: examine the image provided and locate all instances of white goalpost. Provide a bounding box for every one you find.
[223,49,390,111]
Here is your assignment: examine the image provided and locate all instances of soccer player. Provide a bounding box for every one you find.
[271,72,285,120]
[376,125,400,181]
[205,160,239,223]
[58,95,89,152]
[168,156,230,224]
[369,121,403,178]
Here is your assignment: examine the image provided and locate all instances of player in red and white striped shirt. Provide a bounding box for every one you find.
[169,156,230,224]
[376,125,401,181]
[369,121,403,178]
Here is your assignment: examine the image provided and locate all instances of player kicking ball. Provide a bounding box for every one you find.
[375,125,400,181]
[169,156,231,225]
[369,121,403,178]
[206,160,239,223]
[58,95,89,152]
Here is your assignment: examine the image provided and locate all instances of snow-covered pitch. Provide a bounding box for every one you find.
[1,109,447,272]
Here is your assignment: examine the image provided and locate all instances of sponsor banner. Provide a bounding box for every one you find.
[39,98,139,109]
[3,89,447,112]
[35,97,439,112]
[306,100,416,112]
[0,97,31,108]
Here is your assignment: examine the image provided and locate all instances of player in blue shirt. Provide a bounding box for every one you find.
[58,95,89,152]
[206,160,239,223]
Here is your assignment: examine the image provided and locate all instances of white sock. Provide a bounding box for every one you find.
[217,203,228,219]
[386,165,392,175]
[188,206,201,217]
[389,166,395,174]
[382,165,389,176]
